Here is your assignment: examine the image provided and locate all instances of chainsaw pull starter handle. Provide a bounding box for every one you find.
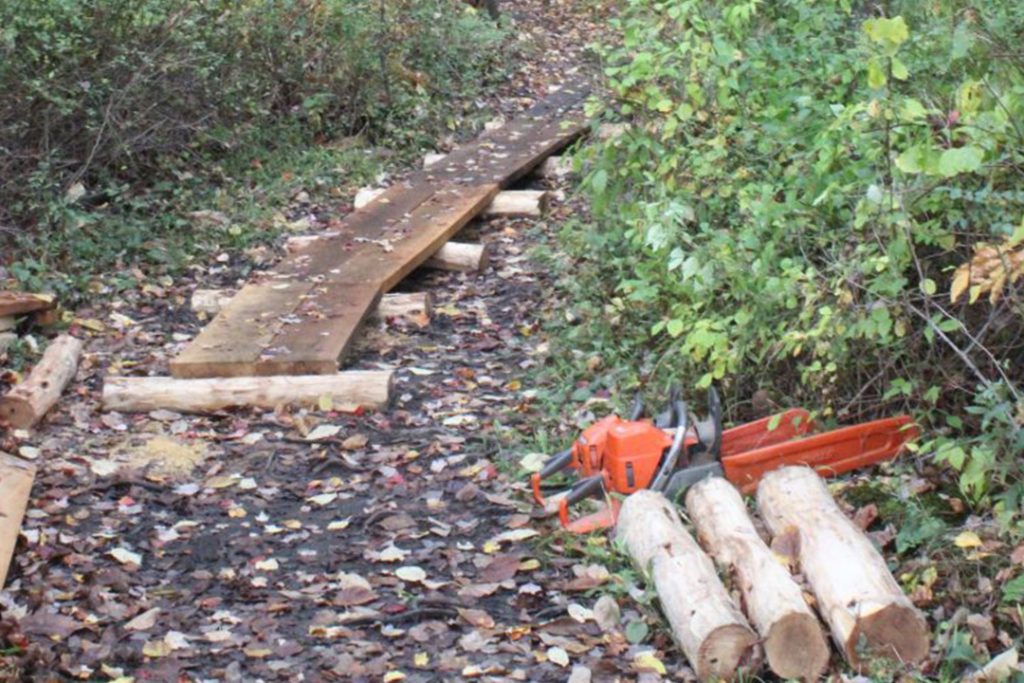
[531,447,574,505]
[558,474,606,528]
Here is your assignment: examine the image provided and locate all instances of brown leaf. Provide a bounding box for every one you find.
[478,554,521,583]
[333,587,377,607]
[853,503,878,530]
[457,608,495,629]
[771,527,801,568]
[457,583,499,600]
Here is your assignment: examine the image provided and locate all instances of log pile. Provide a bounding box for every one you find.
[614,469,929,681]
[102,109,578,416]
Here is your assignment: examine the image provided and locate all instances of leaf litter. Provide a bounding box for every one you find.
[0,2,633,680]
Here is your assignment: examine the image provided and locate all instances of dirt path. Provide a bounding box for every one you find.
[0,3,639,682]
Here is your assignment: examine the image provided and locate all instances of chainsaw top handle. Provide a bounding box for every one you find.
[650,399,689,491]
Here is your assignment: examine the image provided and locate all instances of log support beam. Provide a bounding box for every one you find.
[423,242,490,273]
[193,288,432,323]
[102,371,393,414]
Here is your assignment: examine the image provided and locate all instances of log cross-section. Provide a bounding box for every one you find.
[616,490,760,681]
[0,334,83,429]
[686,476,830,681]
[756,467,930,667]
[170,81,588,379]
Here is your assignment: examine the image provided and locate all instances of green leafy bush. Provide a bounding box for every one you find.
[0,0,505,294]
[564,1,1023,516]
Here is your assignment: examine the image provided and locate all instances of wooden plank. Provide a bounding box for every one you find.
[174,185,496,378]
[170,281,312,378]
[0,452,36,588]
[0,293,55,318]
[171,83,588,378]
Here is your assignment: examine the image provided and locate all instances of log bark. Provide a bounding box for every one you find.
[373,292,432,320]
[0,292,56,317]
[537,156,573,179]
[192,287,431,325]
[483,190,549,218]
[0,317,15,332]
[686,477,830,681]
[756,467,930,666]
[423,153,447,169]
[597,123,629,141]
[424,242,491,273]
[0,334,83,429]
[353,187,386,209]
[102,371,393,414]
[0,452,36,587]
[617,490,760,681]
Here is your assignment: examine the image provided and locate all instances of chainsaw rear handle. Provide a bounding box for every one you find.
[557,474,607,528]
[531,447,574,505]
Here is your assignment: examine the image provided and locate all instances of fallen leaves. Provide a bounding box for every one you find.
[394,566,427,583]
[109,547,142,567]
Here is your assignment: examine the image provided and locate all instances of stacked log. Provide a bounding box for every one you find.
[757,467,930,666]
[616,490,760,681]
[686,477,829,680]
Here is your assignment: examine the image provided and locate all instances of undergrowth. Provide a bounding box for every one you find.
[0,0,507,302]
[539,0,1024,677]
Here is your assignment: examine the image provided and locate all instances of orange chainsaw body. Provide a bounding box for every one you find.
[568,416,672,488]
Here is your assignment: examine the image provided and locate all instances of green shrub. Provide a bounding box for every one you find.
[564,1,1023,516]
[0,0,505,295]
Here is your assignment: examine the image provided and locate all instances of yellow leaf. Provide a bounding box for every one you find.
[142,640,172,658]
[634,652,667,675]
[74,317,106,332]
[950,266,970,303]
[414,652,429,668]
[954,530,983,548]
[383,673,406,682]
[482,541,500,554]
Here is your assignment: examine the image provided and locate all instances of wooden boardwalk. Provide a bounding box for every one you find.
[170,83,588,378]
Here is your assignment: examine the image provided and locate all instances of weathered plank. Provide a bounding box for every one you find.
[171,83,588,379]
[0,292,56,318]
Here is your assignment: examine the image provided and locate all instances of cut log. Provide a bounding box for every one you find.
[423,153,447,169]
[483,190,549,218]
[537,156,573,179]
[685,477,830,681]
[0,452,36,587]
[353,187,386,209]
[0,292,55,318]
[191,289,235,316]
[373,292,432,320]
[617,490,760,681]
[597,123,629,141]
[192,287,431,323]
[424,242,491,273]
[0,334,83,429]
[756,467,930,666]
[0,317,15,332]
[102,371,393,414]
[0,333,15,355]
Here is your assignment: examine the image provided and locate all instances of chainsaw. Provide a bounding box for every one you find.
[531,387,920,534]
